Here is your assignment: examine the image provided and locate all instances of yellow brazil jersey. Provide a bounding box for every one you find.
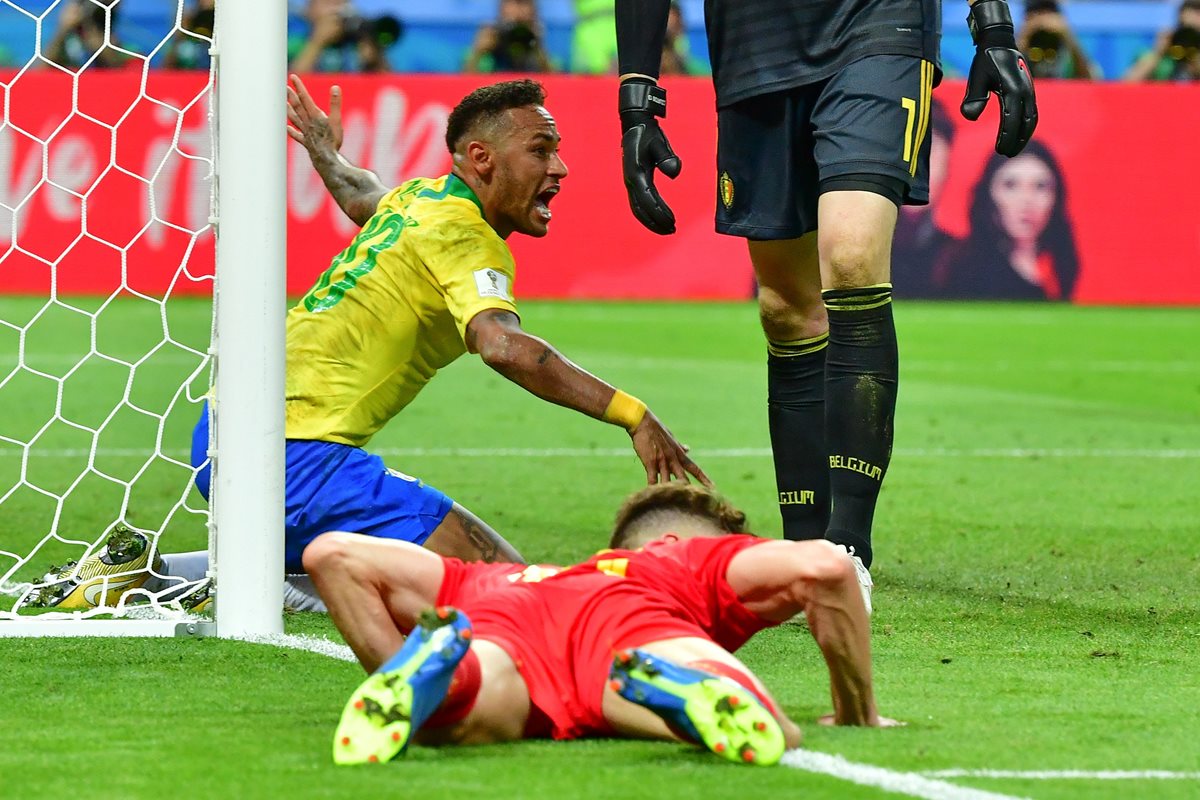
[285,174,518,447]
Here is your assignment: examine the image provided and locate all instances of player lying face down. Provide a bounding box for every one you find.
[306,484,900,767]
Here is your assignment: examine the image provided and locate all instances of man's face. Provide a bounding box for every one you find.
[489,105,567,238]
[500,0,536,24]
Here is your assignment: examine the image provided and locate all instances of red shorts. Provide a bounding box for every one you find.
[437,536,773,740]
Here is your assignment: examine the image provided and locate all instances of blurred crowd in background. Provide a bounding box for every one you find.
[1,0,1199,81]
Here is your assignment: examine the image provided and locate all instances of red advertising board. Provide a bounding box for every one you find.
[922,80,1200,304]
[1,70,1198,304]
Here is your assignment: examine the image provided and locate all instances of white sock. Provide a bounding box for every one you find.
[283,574,327,612]
[159,551,210,582]
[144,550,211,594]
[146,552,327,612]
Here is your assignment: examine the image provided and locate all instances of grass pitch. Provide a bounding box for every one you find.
[1,297,1198,799]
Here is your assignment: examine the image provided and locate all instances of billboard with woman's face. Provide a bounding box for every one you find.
[892,81,1200,305]
[894,108,1080,302]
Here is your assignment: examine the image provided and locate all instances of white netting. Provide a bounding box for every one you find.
[0,0,215,619]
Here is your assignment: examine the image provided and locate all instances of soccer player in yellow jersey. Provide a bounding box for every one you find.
[188,76,709,579]
[24,76,708,614]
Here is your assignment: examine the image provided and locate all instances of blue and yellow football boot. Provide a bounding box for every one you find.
[609,649,786,766]
[333,606,473,765]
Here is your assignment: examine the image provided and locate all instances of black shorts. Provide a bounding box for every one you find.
[715,54,936,240]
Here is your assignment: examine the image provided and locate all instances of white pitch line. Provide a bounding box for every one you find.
[243,633,1026,799]
[895,447,1200,459]
[4,445,1200,460]
[233,632,357,663]
[924,769,1200,781]
[212,635,1199,796]
[365,447,1200,459]
[903,359,1200,374]
[781,751,1028,800]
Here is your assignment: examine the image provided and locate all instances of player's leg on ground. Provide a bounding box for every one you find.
[336,613,531,762]
[423,502,524,565]
[157,550,208,583]
[303,532,446,671]
[604,636,798,763]
[415,638,532,746]
[749,234,832,541]
[283,574,327,612]
[137,548,206,599]
[817,189,900,570]
[147,553,327,610]
[333,606,474,764]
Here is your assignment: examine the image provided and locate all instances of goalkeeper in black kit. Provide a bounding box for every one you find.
[614,0,1037,610]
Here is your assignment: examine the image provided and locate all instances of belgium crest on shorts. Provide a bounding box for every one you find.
[719,171,735,210]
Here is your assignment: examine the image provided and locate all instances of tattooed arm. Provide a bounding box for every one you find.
[286,73,388,227]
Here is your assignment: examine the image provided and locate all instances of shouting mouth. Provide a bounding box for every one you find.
[535,185,560,221]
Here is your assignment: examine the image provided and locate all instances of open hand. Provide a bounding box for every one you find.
[629,411,711,486]
[287,73,344,154]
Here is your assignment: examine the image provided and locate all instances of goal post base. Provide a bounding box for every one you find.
[0,0,286,641]
[0,619,215,638]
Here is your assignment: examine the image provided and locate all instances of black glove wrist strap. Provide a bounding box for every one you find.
[619,81,668,118]
[967,0,1017,49]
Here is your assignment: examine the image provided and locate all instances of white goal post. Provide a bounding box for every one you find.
[0,0,285,638]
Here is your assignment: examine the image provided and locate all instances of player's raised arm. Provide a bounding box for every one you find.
[286,74,389,226]
[615,0,680,235]
[466,309,710,487]
[961,0,1038,156]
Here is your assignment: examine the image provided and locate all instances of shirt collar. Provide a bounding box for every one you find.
[445,173,484,215]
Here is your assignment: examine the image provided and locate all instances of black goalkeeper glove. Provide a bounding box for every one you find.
[962,0,1038,157]
[619,79,681,235]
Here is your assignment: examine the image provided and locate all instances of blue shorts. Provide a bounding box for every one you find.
[191,403,453,572]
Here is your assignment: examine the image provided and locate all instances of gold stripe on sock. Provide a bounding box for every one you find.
[767,335,830,358]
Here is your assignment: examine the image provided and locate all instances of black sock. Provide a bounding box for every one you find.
[767,333,830,541]
[822,285,898,569]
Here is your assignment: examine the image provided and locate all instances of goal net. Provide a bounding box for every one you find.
[0,0,285,636]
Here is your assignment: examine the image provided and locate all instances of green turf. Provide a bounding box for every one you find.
[1,297,1199,799]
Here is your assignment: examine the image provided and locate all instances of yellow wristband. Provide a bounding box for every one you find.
[603,390,647,432]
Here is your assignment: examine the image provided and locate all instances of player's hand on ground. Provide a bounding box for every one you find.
[618,80,681,235]
[961,0,1037,157]
[818,712,906,727]
[629,412,711,486]
[287,73,344,154]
